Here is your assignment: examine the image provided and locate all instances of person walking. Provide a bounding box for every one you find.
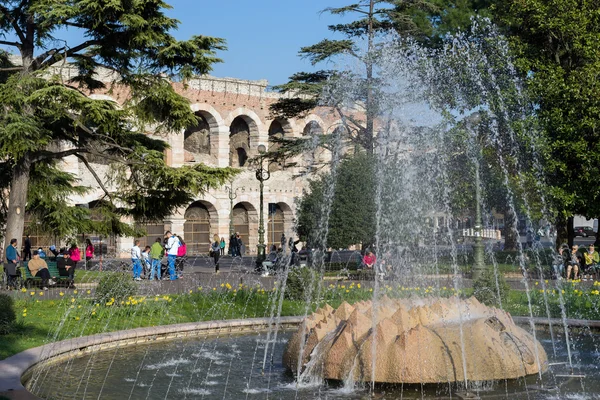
[69,243,81,269]
[280,233,286,252]
[220,237,226,256]
[131,240,143,281]
[23,234,32,261]
[164,231,180,280]
[211,234,221,273]
[149,237,163,281]
[84,239,94,270]
[229,233,238,257]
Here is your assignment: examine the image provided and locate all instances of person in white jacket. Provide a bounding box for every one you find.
[131,240,142,281]
[164,231,180,280]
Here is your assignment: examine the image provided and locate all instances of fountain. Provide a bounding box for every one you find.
[284,296,548,384]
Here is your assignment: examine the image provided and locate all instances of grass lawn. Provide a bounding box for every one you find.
[2,278,599,361]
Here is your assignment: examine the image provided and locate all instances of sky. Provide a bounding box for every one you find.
[164,0,352,86]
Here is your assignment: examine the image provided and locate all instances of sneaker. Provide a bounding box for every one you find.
[48,279,56,286]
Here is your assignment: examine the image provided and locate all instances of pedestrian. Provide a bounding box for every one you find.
[164,231,180,280]
[211,234,221,273]
[131,239,143,281]
[280,233,286,252]
[85,239,94,270]
[23,234,32,261]
[237,233,245,256]
[149,237,163,281]
[220,237,226,256]
[4,238,20,288]
[230,233,238,257]
[362,250,376,269]
[69,243,81,268]
[27,250,56,290]
[176,235,186,278]
[141,245,152,278]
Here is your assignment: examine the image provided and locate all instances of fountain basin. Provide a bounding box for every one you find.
[284,296,548,383]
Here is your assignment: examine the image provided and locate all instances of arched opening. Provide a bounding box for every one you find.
[268,119,289,172]
[184,202,212,254]
[229,116,251,167]
[232,204,250,251]
[301,121,324,171]
[184,113,211,162]
[267,203,285,250]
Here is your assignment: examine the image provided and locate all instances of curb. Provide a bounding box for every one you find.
[0,316,304,400]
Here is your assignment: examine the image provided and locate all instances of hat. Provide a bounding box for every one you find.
[32,250,39,256]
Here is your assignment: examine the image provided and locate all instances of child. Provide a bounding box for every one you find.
[141,245,151,279]
[131,240,142,281]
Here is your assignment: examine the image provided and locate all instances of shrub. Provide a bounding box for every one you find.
[473,268,510,308]
[0,293,16,334]
[284,267,319,301]
[95,272,137,304]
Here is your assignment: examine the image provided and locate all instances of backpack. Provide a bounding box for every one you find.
[177,243,187,257]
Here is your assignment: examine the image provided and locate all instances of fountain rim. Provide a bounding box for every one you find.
[0,316,303,400]
[1,315,599,399]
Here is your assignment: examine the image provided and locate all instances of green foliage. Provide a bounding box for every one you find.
[494,1,600,226]
[0,293,16,334]
[0,0,236,242]
[285,267,319,301]
[473,268,510,308]
[95,272,138,304]
[296,153,376,249]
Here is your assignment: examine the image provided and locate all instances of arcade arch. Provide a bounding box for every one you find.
[232,202,258,254]
[229,116,255,167]
[184,201,218,254]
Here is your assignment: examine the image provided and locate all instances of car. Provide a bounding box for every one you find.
[574,226,596,237]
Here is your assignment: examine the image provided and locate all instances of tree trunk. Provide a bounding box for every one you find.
[555,215,568,250]
[503,209,518,250]
[566,215,575,248]
[4,153,32,252]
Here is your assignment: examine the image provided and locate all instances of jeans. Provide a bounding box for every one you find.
[150,258,161,280]
[167,254,177,280]
[132,258,142,279]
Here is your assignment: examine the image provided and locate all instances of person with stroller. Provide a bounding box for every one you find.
[4,238,20,289]
[28,250,55,290]
[164,231,180,281]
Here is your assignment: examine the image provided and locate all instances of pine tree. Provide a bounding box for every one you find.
[0,0,236,247]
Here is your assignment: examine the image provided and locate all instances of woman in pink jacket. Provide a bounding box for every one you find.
[85,239,94,270]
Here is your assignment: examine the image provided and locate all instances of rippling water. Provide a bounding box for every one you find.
[26,329,600,399]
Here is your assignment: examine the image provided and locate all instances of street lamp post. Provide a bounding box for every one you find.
[467,113,485,280]
[255,145,270,261]
[226,180,240,238]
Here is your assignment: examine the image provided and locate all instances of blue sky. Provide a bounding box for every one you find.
[165,0,352,85]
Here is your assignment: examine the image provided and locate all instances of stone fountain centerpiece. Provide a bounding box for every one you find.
[284,296,548,384]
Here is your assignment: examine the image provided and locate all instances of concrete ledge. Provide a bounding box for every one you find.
[0,316,304,400]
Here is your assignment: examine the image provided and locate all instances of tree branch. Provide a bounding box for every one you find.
[0,4,25,44]
[75,154,112,200]
[40,39,100,69]
[0,66,24,72]
[0,40,20,48]
[32,147,89,162]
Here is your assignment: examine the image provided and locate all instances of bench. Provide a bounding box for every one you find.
[21,261,72,287]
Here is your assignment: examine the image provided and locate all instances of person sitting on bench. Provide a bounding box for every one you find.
[56,249,76,288]
[28,250,56,290]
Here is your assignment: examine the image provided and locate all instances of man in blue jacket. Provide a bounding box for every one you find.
[5,238,20,288]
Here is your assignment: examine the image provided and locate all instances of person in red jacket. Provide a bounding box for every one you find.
[69,243,81,269]
[84,239,94,270]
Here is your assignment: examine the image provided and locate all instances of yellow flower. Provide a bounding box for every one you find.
[78,305,81,309]
[70,305,74,309]
[92,311,96,316]
[442,287,447,290]
[198,287,203,291]
[357,284,361,289]
[87,290,91,294]
[213,287,216,291]
[345,290,349,293]
[535,282,539,286]
[30,291,35,296]
[22,313,26,317]
[71,298,75,303]
[369,288,373,292]
[544,280,548,284]
[38,292,43,296]
[75,317,80,321]
[73,290,78,294]
[20,288,26,293]
[341,285,346,289]
[59,292,64,296]
[226,283,232,290]
[22,308,27,313]
[220,283,225,288]
[189,290,193,294]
